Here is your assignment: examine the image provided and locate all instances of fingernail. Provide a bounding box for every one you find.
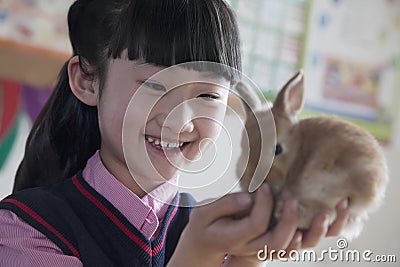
[296,232,303,243]
[322,215,330,228]
[340,199,349,210]
[289,199,298,212]
[237,193,252,206]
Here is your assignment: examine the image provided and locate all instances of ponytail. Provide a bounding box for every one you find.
[13,62,101,192]
[13,0,112,192]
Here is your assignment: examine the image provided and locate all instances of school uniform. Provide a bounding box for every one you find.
[0,151,195,267]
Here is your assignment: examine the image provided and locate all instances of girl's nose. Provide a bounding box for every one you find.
[157,101,195,134]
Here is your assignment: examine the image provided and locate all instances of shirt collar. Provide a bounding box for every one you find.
[82,150,178,238]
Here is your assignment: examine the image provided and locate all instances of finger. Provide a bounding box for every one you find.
[269,231,303,260]
[244,183,273,239]
[267,197,298,249]
[219,183,273,242]
[284,231,303,256]
[327,198,349,237]
[193,192,253,225]
[302,213,329,248]
[215,184,274,255]
[247,197,298,252]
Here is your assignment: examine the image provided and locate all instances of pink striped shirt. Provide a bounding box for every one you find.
[0,151,178,267]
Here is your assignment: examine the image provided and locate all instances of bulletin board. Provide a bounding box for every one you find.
[302,0,400,143]
[227,0,310,95]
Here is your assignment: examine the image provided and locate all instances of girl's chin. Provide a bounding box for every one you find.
[153,164,180,179]
[128,168,178,189]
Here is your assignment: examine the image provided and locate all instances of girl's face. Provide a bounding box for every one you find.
[97,54,230,193]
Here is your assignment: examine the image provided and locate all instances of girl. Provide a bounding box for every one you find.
[0,0,349,266]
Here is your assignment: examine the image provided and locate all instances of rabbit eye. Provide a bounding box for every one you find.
[274,144,283,156]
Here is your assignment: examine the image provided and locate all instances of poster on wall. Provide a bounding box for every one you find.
[323,58,381,112]
[0,0,74,53]
[303,0,400,143]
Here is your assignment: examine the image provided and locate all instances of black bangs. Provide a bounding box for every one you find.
[108,0,242,82]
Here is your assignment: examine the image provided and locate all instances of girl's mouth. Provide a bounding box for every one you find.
[145,135,188,153]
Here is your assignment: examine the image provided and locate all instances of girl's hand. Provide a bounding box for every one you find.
[225,198,350,266]
[168,184,280,267]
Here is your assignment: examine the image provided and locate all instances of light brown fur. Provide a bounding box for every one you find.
[236,71,388,239]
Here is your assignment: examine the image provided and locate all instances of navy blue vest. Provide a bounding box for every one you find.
[0,173,196,267]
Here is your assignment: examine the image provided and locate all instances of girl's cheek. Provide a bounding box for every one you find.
[200,120,223,140]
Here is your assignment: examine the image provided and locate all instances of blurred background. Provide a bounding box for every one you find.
[0,0,399,266]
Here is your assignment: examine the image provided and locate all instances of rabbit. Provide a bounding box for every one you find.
[235,70,389,240]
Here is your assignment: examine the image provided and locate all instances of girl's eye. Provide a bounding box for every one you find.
[198,93,219,101]
[142,80,166,92]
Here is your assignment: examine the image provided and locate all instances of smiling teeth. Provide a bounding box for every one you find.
[146,136,184,149]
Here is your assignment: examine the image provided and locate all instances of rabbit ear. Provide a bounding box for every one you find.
[234,81,263,111]
[273,70,305,122]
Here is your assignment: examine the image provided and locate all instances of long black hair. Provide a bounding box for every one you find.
[13,0,242,192]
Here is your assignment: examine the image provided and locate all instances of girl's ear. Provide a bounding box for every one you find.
[68,56,98,106]
[272,70,305,122]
